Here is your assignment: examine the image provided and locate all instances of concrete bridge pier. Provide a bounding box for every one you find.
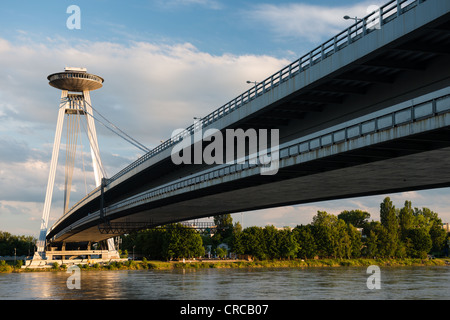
[25,239,121,268]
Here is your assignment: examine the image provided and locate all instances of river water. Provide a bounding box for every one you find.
[0,266,448,300]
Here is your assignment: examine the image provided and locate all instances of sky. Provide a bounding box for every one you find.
[0,0,449,238]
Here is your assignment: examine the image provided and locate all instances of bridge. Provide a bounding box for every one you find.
[45,0,450,248]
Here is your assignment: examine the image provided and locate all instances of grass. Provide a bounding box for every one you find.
[2,257,449,273]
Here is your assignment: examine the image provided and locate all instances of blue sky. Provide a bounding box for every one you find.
[1,0,449,237]
[0,0,381,56]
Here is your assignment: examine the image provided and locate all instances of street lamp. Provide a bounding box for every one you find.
[246,81,257,86]
[343,15,362,23]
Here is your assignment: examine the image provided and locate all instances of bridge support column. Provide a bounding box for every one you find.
[34,90,68,259]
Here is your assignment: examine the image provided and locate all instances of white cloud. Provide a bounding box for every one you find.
[245,0,387,43]
[0,35,289,236]
[1,37,289,145]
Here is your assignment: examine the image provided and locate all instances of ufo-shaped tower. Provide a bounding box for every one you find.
[35,67,117,260]
[47,67,104,92]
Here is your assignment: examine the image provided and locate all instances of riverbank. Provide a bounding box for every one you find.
[142,258,450,270]
[1,257,449,273]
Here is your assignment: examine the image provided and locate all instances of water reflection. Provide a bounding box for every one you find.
[0,266,448,300]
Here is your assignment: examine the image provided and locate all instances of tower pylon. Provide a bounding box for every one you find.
[34,67,117,259]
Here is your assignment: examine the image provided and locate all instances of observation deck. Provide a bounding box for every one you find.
[48,67,104,92]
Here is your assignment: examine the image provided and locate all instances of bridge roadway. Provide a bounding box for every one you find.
[47,0,450,244]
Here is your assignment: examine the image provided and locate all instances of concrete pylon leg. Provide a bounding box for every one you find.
[35,91,68,258]
[83,90,118,258]
[107,238,119,258]
[83,90,103,187]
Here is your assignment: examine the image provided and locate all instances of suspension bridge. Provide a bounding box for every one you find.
[30,0,450,265]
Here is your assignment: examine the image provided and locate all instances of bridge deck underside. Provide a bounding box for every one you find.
[54,126,450,243]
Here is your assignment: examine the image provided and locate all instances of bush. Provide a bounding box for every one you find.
[14,260,23,269]
[216,247,227,259]
[0,260,12,273]
[126,260,138,269]
[119,250,128,259]
[108,261,124,270]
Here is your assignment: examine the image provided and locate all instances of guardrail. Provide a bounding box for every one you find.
[107,0,426,183]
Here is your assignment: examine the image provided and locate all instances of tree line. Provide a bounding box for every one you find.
[1,197,448,261]
[0,232,36,256]
[122,197,449,260]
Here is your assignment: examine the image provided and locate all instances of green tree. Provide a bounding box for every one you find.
[216,247,227,259]
[311,211,338,258]
[368,222,391,258]
[0,231,36,256]
[379,197,399,257]
[263,225,279,259]
[241,226,267,260]
[136,228,166,260]
[364,230,378,258]
[338,210,370,229]
[277,228,299,260]
[312,211,338,228]
[347,224,362,258]
[334,219,352,259]
[406,228,432,258]
[293,225,317,259]
[414,207,447,254]
[164,224,204,260]
[213,214,234,242]
[429,223,447,255]
[399,201,414,240]
[230,222,245,255]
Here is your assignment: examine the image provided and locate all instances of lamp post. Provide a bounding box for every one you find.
[246,81,258,95]
[343,15,362,23]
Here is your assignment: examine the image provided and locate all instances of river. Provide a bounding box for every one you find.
[0,266,448,300]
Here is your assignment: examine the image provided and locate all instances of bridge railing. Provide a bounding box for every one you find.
[108,0,425,184]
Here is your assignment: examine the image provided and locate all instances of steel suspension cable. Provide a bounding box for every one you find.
[79,110,108,180]
[78,111,88,195]
[83,99,150,153]
[64,112,79,213]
